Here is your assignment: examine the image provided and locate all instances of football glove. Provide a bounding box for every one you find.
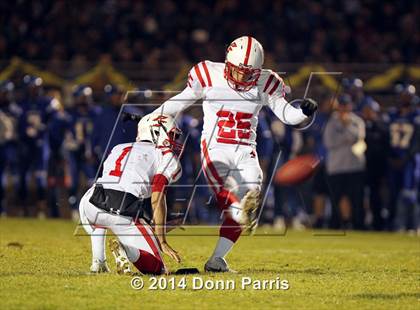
[301,98,318,117]
[122,112,142,122]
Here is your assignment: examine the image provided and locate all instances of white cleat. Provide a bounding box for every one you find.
[204,257,236,273]
[90,259,110,274]
[239,190,260,233]
[109,238,133,275]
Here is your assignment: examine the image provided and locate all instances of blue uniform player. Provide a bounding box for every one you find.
[256,110,274,180]
[17,76,53,217]
[305,97,334,228]
[169,113,208,223]
[266,109,304,229]
[385,84,419,231]
[0,80,21,216]
[342,78,373,113]
[255,111,274,224]
[47,92,72,217]
[93,84,142,165]
[66,85,100,219]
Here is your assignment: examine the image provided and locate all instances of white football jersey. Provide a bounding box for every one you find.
[96,142,181,198]
[155,61,307,148]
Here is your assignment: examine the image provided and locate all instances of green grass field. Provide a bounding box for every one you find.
[0,218,419,309]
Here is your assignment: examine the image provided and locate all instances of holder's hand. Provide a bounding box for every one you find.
[161,241,181,263]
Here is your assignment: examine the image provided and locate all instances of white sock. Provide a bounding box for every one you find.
[211,237,234,258]
[91,228,106,262]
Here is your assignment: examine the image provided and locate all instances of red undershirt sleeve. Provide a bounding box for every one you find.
[152,174,169,193]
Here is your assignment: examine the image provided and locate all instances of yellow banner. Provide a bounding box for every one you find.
[0,58,418,91]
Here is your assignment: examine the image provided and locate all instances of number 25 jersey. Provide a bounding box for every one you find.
[154,61,307,148]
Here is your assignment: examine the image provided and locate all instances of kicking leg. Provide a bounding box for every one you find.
[201,143,261,272]
[201,144,241,272]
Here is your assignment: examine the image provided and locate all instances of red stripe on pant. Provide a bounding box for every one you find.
[201,139,224,186]
[202,163,218,194]
[201,140,242,242]
[201,140,239,210]
[134,220,164,274]
[202,161,238,210]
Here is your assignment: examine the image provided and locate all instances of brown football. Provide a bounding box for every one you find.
[274,154,320,186]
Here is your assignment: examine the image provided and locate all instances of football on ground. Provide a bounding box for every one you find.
[275,154,320,186]
[0,218,418,309]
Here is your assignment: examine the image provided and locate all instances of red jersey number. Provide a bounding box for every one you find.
[216,110,252,140]
[109,146,133,177]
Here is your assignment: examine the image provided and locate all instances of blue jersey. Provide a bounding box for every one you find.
[264,109,294,159]
[0,101,21,145]
[177,114,201,183]
[48,110,72,154]
[386,108,420,159]
[92,105,143,159]
[256,112,274,160]
[355,95,374,113]
[307,111,329,161]
[18,95,52,146]
[68,106,100,155]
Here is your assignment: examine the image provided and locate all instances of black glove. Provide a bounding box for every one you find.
[300,98,318,117]
[121,112,142,122]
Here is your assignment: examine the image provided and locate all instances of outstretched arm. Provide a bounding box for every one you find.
[268,96,308,125]
[153,63,207,118]
[153,86,201,118]
[261,71,317,125]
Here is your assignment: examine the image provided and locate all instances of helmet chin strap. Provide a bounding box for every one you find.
[150,127,159,145]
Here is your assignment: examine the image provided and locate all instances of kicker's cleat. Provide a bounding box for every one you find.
[90,259,110,274]
[204,256,236,273]
[109,238,133,275]
[239,190,260,233]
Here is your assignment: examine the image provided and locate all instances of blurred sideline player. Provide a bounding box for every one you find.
[271,117,305,229]
[46,91,72,217]
[306,96,334,228]
[17,76,53,217]
[79,113,182,274]
[168,112,205,223]
[93,84,142,161]
[323,95,366,230]
[385,84,419,231]
[154,36,317,272]
[360,98,389,230]
[342,78,372,112]
[66,85,99,220]
[0,80,20,217]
